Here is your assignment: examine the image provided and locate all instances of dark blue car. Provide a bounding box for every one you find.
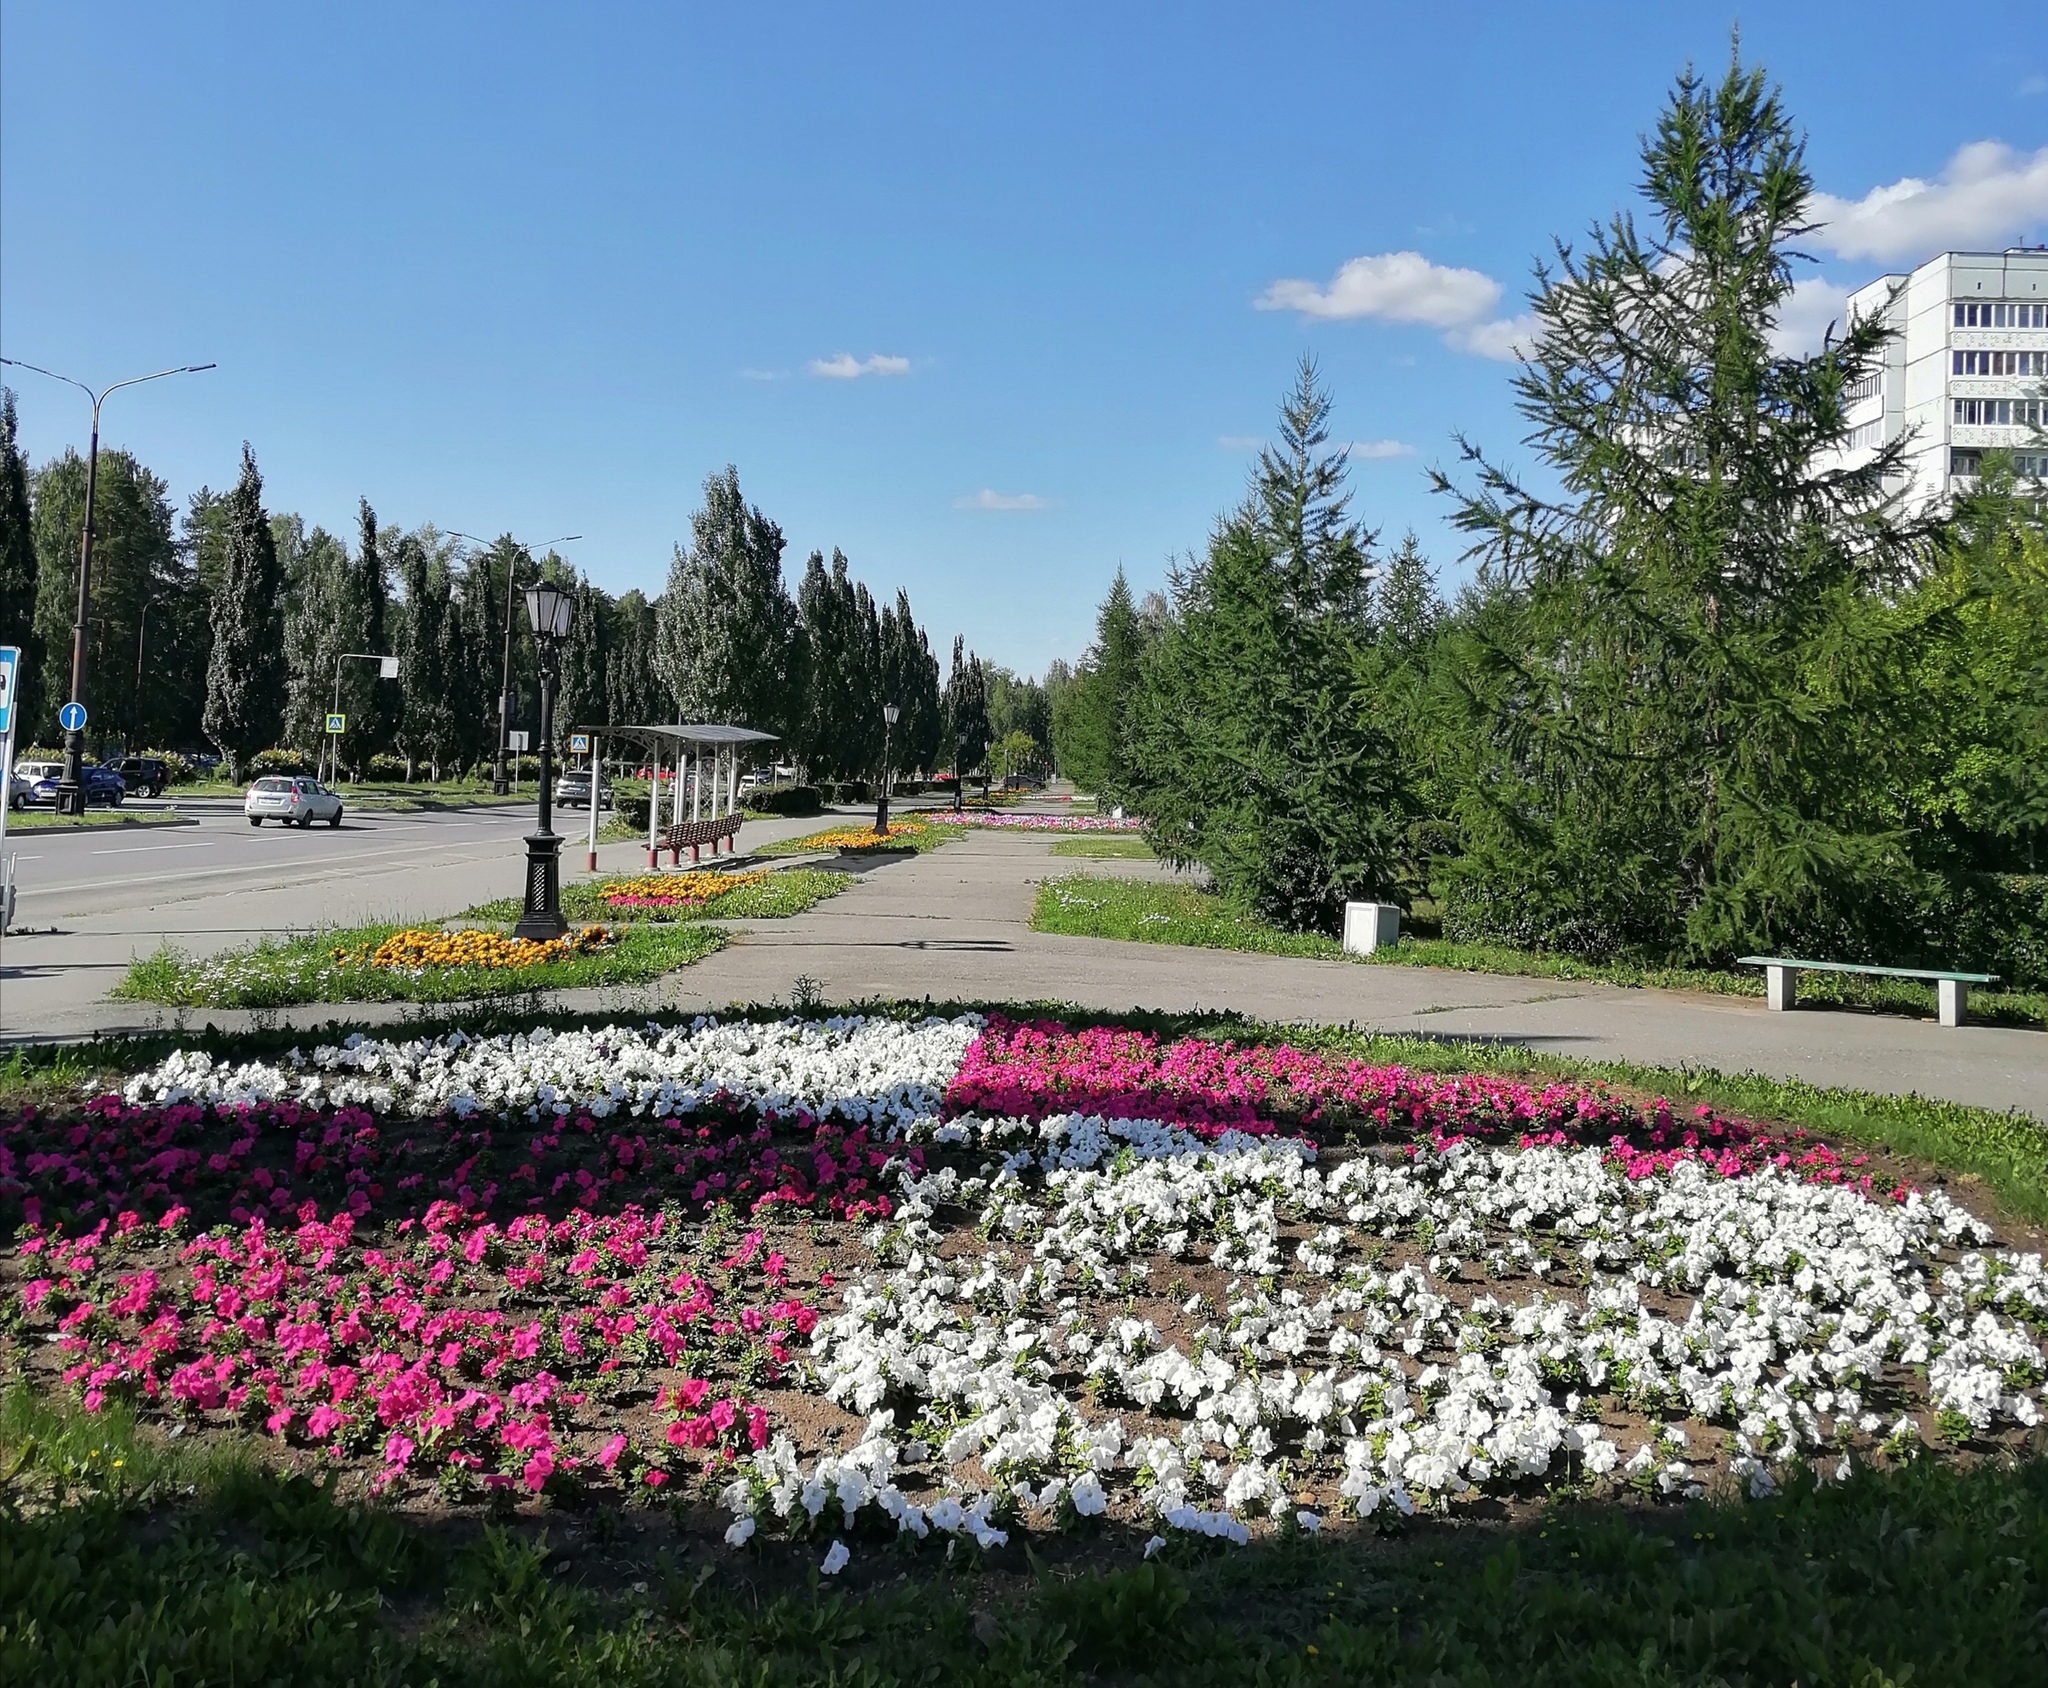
[8,761,124,809]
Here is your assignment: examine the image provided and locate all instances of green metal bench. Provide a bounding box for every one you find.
[1737,956,1998,1027]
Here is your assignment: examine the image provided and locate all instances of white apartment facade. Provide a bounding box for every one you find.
[1837,247,2048,509]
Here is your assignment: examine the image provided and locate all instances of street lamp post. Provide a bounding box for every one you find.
[1,358,214,814]
[513,582,575,941]
[875,703,899,836]
[447,532,580,796]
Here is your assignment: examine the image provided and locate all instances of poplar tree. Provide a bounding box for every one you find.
[656,466,798,732]
[201,446,286,780]
[0,390,41,728]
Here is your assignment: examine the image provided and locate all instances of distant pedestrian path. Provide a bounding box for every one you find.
[666,828,2048,1120]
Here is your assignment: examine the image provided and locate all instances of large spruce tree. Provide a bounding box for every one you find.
[1126,359,1411,930]
[201,446,287,779]
[1432,52,1921,961]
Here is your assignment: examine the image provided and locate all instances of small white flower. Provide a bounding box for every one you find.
[1143,1534,1167,1559]
[1296,1510,1322,1534]
[724,1515,756,1548]
[1070,1472,1107,1517]
[820,1539,850,1575]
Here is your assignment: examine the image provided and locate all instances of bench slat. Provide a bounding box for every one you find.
[1737,956,1998,985]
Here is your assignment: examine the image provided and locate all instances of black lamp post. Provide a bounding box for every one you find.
[513,581,574,941]
[874,703,899,835]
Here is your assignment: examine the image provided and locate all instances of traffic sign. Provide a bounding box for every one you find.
[0,646,19,737]
[569,733,590,755]
[326,713,347,734]
[509,731,530,752]
[58,701,87,733]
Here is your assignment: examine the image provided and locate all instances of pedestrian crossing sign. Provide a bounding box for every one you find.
[326,713,347,734]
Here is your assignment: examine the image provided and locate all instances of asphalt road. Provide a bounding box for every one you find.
[0,800,830,1042]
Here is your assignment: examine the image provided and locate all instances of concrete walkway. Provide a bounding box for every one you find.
[650,832,2048,1119]
[7,811,2043,1120]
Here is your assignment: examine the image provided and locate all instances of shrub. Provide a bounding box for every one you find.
[366,753,409,781]
[830,780,871,804]
[749,784,822,817]
[249,748,312,777]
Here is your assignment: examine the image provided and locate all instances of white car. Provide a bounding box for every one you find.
[245,776,344,828]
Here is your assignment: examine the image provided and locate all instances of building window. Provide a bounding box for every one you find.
[1951,448,1983,477]
[1953,302,2048,328]
[1844,419,1885,450]
[1844,373,1881,401]
[1954,398,2048,427]
[2016,452,2048,479]
[1952,350,2048,376]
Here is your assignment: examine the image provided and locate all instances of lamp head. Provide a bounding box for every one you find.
[883,703,900,725]
[525,581,574,639]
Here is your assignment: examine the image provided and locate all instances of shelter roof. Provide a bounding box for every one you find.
[584,723,779,746]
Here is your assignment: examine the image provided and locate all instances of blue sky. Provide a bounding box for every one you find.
[4,3,2045,675]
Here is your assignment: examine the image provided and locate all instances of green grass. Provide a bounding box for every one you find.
[756,819,965,857]
[110,920,724,1009]
[1047,834,1159,859]
[463,867,852,925]
[0,809,194,831]
[1034,874,2048,1029]
[1036,874,1344,957]
[3,1380,2044,1686]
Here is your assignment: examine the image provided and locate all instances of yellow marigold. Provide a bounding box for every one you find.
[598,870,765,909]
[330,925,616,971]
[808,821,925,851]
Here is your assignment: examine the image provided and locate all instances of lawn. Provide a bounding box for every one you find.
[464,866,852,926]
[5,1004,2048,1683]
[1034,874,2048,1029]
[112,919,723,1008]
[0,810,195,832]
[1048,834,1158,859]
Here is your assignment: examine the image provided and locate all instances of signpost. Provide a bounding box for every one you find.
[508,730,529,790]
[326,712,347,735]
[0,648,22,1030]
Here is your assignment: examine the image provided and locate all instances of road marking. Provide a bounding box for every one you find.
[90,841,214,855]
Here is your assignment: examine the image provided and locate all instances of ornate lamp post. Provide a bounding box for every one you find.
[874,703,899,836]
[513,581,574,940]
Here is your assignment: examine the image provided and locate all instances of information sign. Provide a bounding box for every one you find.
[58,701,87,733]
[569,733,590,755]
[509,731,530,752]
[0,646,18,738]
[326,713,347,734]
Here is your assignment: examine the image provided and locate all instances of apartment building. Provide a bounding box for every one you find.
[1835,247,2048,509]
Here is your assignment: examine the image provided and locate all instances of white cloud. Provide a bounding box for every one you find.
[954,489,1047,511]
[1257,250,1502,326]
[1258,249,1534,360]
[1217,434,1263,451]
[1443,313,1540,362]
[1811,141,2048,261]
[1345,438,1415,459]
[809,352,912,379]
[1767,276,1858,356]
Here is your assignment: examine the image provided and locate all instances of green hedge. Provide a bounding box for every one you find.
[749,784,823,817]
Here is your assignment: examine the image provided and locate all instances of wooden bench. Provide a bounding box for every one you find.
[1737,956,1998,1027]
[654,812,743,867]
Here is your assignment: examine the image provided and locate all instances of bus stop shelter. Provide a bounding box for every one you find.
[566,723,778,870]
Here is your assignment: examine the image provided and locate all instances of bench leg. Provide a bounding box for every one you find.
[1765,965,1796,1012]
[1939,978,1967,1027]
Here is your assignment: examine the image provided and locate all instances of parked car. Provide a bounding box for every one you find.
[245,776,344,827]
[8,760,124,809]
[113,755,170,797]
[552,771,614,809]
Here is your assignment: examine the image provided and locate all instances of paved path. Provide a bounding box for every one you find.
[651,832,2048,1119]
[4,810,2042,1119]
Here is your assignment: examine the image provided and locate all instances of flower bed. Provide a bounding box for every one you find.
[597,871,766,913]
[952,812,1146,832]
[331,926,615,971]
[6,1011,2045,1579]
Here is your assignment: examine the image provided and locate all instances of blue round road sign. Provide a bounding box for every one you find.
[58,701,87,732]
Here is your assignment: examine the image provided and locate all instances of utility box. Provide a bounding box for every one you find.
[1342,901,1401,956]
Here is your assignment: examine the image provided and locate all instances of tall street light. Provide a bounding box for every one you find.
[1,358,215,814]
[875,703,899,836]
[447,531,580,795]
[513,581,575,941]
